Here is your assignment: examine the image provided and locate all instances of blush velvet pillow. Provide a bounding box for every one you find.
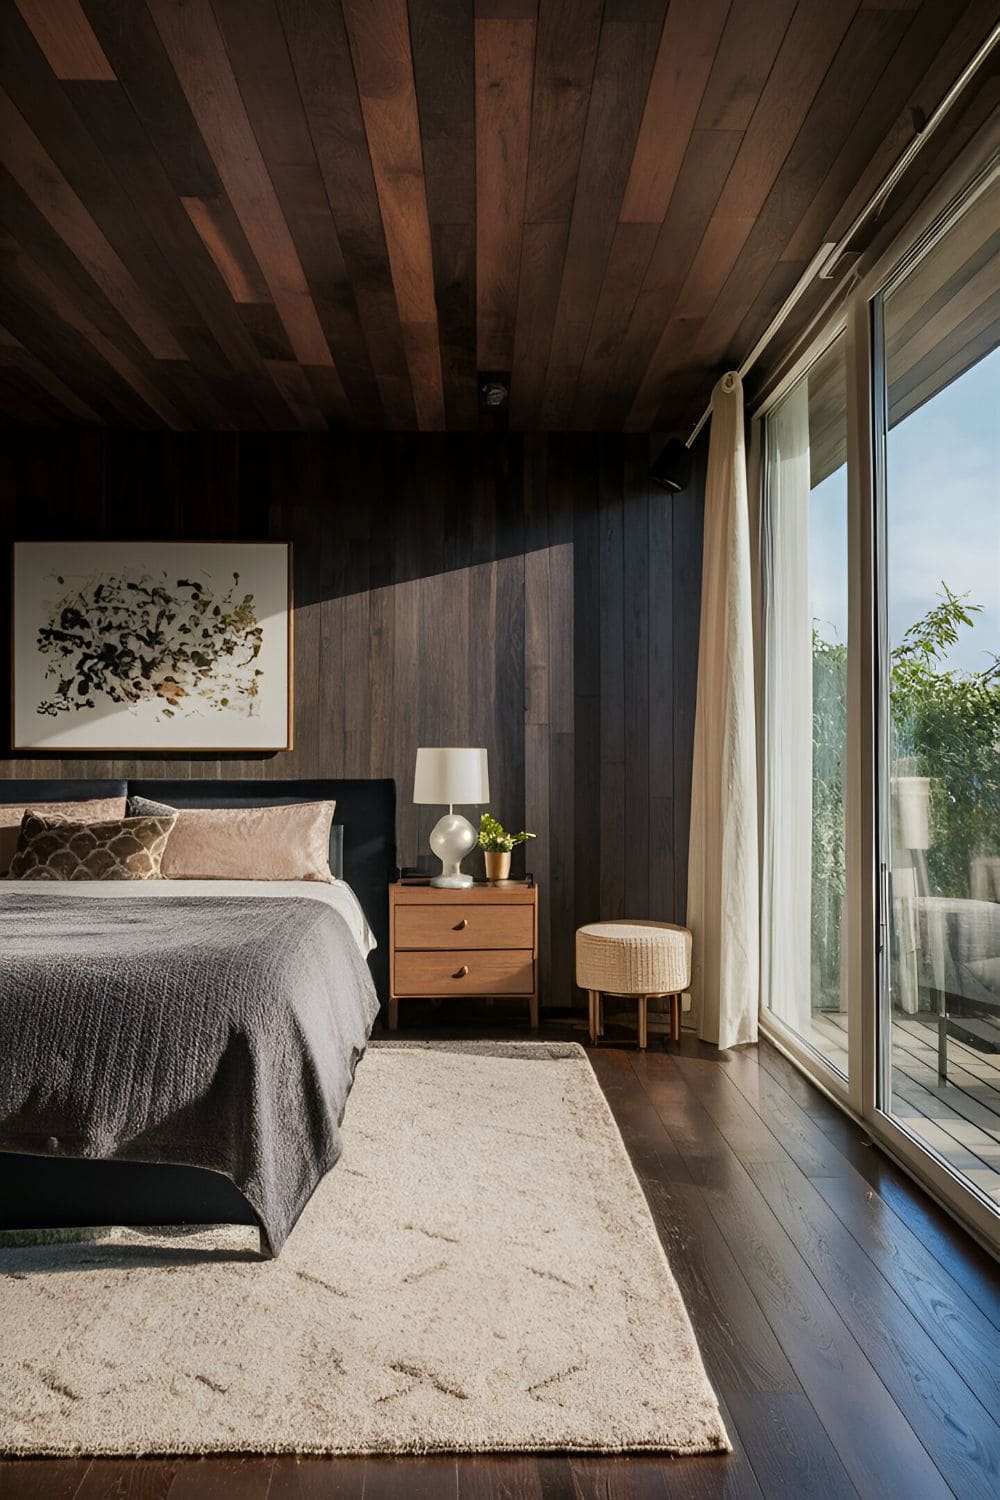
[0,797,127,876]
[127,796,336,883]
[8,810,177,881]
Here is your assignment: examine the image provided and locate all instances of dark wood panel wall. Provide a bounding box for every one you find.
[0,430,703,1006]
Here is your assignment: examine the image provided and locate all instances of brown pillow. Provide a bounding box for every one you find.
[8,810,177,882]
[0,797,127,876]
[127,796,336,882]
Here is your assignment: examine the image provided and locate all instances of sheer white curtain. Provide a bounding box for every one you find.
[760,381,813,1037]
[687,372,760,1049]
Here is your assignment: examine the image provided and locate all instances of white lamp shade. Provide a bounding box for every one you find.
[413,747,489,806]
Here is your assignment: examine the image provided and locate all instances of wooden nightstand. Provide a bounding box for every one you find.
[388,882,539,1031]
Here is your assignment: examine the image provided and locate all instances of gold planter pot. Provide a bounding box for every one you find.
[483,849,511,882]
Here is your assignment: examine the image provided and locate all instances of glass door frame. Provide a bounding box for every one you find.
[752,315,857,1114]
[751,145,1000,1252]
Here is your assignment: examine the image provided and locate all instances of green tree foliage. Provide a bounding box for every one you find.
[809,586,999,1010]
[889,584,1000,896]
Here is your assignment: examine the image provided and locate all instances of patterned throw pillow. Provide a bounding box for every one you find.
[8,810,177,881]
[0,797,127,876]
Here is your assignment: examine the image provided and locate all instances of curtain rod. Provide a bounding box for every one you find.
[684,19,1000,449]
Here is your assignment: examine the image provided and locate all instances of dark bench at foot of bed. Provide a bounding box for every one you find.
[0,1153,273,1258]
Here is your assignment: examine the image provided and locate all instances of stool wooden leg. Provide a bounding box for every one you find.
[638,995,648,1051]
[587,989,597,1044]
[671,993,681,1045]
[596,992,604,1038]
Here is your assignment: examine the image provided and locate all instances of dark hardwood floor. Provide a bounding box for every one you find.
[3,1009,999,1500]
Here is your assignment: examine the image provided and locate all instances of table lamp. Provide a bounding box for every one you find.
[413,747,489,888]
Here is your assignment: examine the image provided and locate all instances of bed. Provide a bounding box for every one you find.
[0,778,396,1256]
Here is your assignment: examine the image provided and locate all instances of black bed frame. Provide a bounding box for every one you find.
[0,777,396,1255]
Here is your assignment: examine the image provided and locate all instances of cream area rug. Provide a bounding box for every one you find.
[0,1041,729,1457]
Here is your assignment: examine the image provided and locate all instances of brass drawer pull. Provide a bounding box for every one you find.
[453,918,468,930]
[454,964,470,978]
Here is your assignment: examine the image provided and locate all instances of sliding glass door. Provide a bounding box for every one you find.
[761,335,850,1079]
[759,160,998,1243]
[875,180,1000,1213]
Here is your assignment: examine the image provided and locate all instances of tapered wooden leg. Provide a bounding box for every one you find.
[588,989,597,1044]
[671,993,681,1045]
[529,988,539,1030]
[389,997,399,1032]
[596,992,604,1038]
[637,995,648,1051]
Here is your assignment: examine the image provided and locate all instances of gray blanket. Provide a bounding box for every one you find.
[0,893,379,1253]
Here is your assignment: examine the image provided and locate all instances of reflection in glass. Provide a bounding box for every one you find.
[762,335,850,1074]
[881,180,1000,1210]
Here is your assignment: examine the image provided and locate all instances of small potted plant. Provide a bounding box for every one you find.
[479,813,535,882]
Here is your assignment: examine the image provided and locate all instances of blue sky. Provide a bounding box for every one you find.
[808,344,998,673]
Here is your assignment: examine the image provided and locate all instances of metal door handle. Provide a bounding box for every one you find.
[453,918,468,930]
[453,964,469,978]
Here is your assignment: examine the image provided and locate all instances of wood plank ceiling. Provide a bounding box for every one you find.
[0,0,995,433]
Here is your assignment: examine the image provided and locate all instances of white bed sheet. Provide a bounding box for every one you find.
[1,878,376,959]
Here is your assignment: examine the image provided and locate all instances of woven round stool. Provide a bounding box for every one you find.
[576,920,692,1049]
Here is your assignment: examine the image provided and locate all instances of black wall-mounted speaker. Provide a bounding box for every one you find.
[649,438,692,493]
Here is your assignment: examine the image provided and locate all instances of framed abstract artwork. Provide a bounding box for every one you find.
[11,541,293,752]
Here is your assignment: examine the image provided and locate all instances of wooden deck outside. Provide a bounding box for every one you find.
[811,1011,1000,1206]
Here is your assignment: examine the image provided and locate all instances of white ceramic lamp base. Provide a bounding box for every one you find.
[429,811,477,888]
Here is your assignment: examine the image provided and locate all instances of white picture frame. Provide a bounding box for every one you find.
[11,540,293,752]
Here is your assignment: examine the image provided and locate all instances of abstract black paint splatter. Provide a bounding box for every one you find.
[36,570,264,720]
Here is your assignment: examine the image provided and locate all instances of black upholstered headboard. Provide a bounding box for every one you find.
[0,777,396,1001]
[0,778,128,804]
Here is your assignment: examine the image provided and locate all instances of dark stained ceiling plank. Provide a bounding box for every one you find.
[570,0,730,427]
[695,0,798,133]
[600,128,743,430]
[277,0,417,429]
[680,4,914,384]
[0,274,163,429]
[0,4,252,369]
[181,196,272,306]
[571,221,660,428]
[265,359,329,430]
[147,0,335,372]
[341,0,446,429]
[3,236,188,426]
[81,0,220,199]
[0,323,102,423]
[0,369,69,428]
[787,0,1000,262]
[522,0,602,225]
[629,0,864,428]
[509,220,569,429]
[619,0,730,225]
[0,89,187,363]
[409,0,477,429]
[0,214,174,429]
[475,10,535,373]
[208,0,382,426]
[13,0,115,81]
[539,10,666,428]
[509,0,603,428]
[0,155,197,387]
[51,72,309,429]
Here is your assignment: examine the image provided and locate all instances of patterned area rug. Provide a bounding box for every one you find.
[0,1041,729,1457]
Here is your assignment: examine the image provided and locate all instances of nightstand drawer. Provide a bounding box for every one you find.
[394,903,533,951]
[393,949,534,996]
